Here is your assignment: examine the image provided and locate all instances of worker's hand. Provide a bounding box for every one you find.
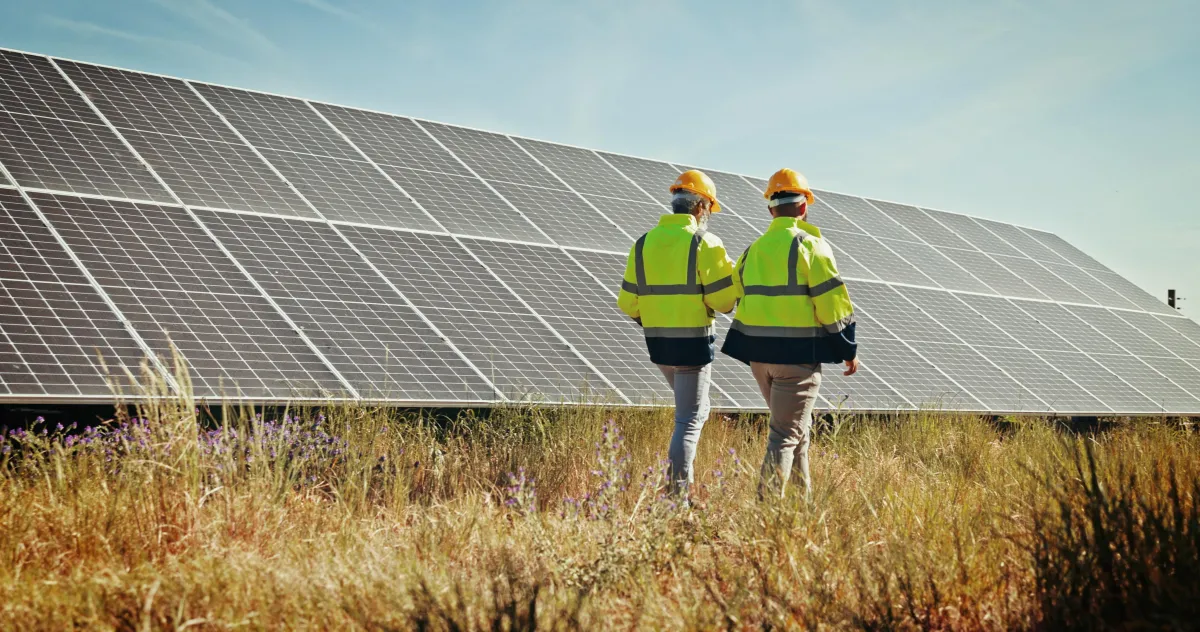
[843,358,860,376]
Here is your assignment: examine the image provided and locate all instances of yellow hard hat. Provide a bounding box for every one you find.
[764,168,815,205]
[669,170,721,213]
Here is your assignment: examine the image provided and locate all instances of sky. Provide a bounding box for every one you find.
[3,0,1198,322]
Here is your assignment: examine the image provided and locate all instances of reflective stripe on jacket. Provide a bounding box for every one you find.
[721,216,857,365]
[617,214,737,366]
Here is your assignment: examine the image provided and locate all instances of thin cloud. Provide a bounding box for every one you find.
[145,0,279,55]
[288,0,374,29]
[40,15,248,68]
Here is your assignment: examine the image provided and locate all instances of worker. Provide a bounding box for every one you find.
[617,170,737,499]
[721,168,860,501]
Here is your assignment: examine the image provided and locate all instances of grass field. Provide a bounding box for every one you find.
[1,366,1198,630]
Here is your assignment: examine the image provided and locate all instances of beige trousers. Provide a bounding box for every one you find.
[751,362,822,499]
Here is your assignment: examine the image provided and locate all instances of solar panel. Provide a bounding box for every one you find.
[336,226,611,403]
[583,196,664,244]
[866,200,976,250]
[194,209,494,401]
[32,192,341,398]
[1116,312,1200,360]
[420,122,562,189]
[1033,350,1159,413]
[123,130,315,217]
[1160,316,1200,354]
[0,189,148,396]
[191,84,360,161]
[991,255,1093,304]
[58,60,238,143]
[814,361,913,411]
[310,105,473,177]
[487,181,631,251]
[379,166,544,242]
[0,51,96,121]
[923,209,1025,258]
[937,248,1047,299]
[0,48,1194,413]
[827,230,938,286]
[594,152,679,205]
[257,148,436,228]
[809,197,869,235]
[876,237,992,293]
[464,238,669,402]
[0,110,172,202]
[513,139,653,203]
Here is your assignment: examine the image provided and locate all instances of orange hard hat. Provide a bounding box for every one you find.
[669,170,721,213]
[763,168,815,205]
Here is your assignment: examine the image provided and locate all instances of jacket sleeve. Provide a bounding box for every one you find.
[699,238,737,314]
[731,248,747,301]
[807,238,857,360]
[616,245,640,322]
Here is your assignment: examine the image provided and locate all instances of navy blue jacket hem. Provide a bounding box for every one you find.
[720,323,857,366]
[645,335,716,367]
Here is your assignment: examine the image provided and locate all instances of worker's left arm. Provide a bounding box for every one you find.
[616,245,641,323]
[699,237,737,314]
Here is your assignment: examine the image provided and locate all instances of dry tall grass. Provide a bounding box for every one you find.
[0,366,1198,630]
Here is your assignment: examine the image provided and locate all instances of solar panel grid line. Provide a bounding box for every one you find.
[311,103,628,404]
[881,285,1057,412]
[1155,315,1200,355]
[0,160,177,393]
[930,290,1116,413]
[187,91,506,401]
[858,197,1000,293]
[592,150,672,207]
[49,59,363,399]
[2,186,179,208]
[1056,305,1200,411]
[1001,298,1168,413]
[940,211,1126,309]
[817,196,951,289]
[505,136,638,244]
[847,305,989,411]
[852,281,1043,411]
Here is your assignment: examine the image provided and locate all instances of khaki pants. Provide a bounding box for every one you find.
[751,362,822,499]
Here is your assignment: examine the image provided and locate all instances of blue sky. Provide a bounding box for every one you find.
[4,0,1198,322]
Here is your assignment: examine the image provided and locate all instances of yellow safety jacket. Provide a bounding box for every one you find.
[617,214,737,366]
[722,217,857,365]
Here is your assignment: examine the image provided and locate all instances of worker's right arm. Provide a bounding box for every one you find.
[616,246,640,323]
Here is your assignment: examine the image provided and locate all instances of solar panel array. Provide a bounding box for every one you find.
[0,48,1197,413]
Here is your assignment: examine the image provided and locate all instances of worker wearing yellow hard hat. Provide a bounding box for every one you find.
[721,168,859,500]
[617,169,736,499]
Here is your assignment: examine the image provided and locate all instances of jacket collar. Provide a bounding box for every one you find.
[767,216,822,238]
[657,214,698,229]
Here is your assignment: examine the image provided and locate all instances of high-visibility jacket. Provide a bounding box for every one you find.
[722,217,857,365]
[617,214,737,366]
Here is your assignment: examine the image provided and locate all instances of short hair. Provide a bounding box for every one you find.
[672,191,708,214]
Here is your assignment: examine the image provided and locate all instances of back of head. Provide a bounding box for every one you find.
[769,191,807,218]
